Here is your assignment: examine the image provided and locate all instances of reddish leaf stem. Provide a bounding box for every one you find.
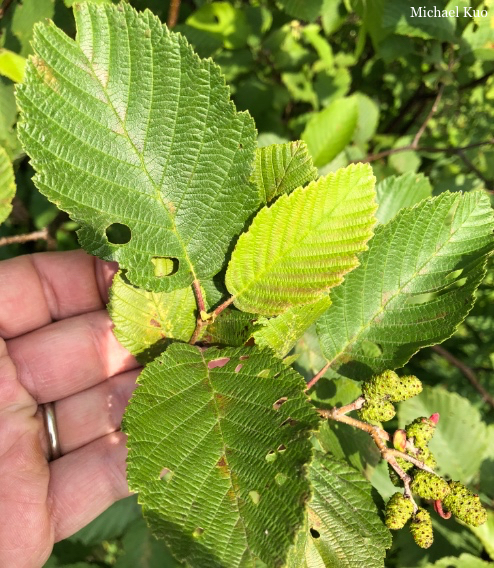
[305,361,331,391]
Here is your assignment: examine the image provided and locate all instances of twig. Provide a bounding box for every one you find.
[305,361,331,391]
[0,0,16,19]
[411,83,445,149]
[431,345,494,408]
[167,0,181,28]
[0,228,49,247]
[355,139,494,164]
[189,279,208,345]
[192,279,206,314]
[211,296,235,319]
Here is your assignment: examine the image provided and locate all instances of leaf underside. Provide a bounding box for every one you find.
[286,453,391,568]
[226,163,377,315]
[124,343,319,568]
[109,271,196,362]
[316,191,494,381]
[17,2,258,292]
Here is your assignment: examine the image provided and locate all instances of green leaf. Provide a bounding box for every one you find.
[0,146,15,223]
[109,271,196,362]
[16,3,258,292]
[124,343,319,568]
[11,0,55,57]
[69,495,141,546]
[276,0,324,22]
[382,0,457,42]
[425,554,493,568]
[115,518,180,568]
[200,308,257,346]
[0,79,22,160]
[253,296,332,358]
[286,454,391,568]
[226,163,377,315]
[470,510,494,561]
[461,3,494,61]
[353,93,380,147]
[251,141,318,204]
[0,49,26,83]
[398,386,489,483]
[375,172,432,224]
[316,191,494,380]
[302,96,358,167]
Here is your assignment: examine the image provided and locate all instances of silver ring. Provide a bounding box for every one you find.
[42,401,62,461]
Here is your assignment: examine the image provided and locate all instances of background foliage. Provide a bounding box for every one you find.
[1,0,493,566]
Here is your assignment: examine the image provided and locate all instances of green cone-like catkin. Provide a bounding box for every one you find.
[358,399,396,422]
[388,458,413,486]
[416,447,437,470]
[385,493,414,530]
[410,508,433,549]
[411,471,450,500]
[406,417,436,447]
[389,375,423,402]
[362,370,401,401]
[443,481,487,527]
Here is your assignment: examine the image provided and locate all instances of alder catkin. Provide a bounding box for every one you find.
[358,399,396,422]
[411,470,450,500]
[385,492,414,530]
[410,508,433,549]
[406,417,436,447]
[443,481,487,527]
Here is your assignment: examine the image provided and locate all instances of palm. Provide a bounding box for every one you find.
[0,251,139,567]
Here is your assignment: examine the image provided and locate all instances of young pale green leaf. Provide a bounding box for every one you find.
[286,454,391,568]
[461,6,494,61]
[124,343,319,568]
[252,141,318,204]
[0,146,15,223]
[375,172,432,224]
[253,296,331,358]
[0,49,26,83]
[226,163,377,315]
[425,554,494,568]
[302,97,358,167]
[17,3,258,293]
[399,386,488,483]
[316,191,494,381]
[109,272,196,362]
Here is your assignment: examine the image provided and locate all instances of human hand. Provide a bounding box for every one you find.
[0,250,140,568]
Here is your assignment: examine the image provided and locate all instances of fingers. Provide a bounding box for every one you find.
[38,369,139,456]
[7,310,138,402]
[49,431,131,541]
[0,250,118,340]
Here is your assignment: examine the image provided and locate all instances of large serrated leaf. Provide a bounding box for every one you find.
[252,141,318,204]
[253,296,331,358]
[398,386,488,483]
[124,343,319,568]
[376,172,432,224]
[0,146,15,223]
[286,453,391,568]
[226,163,377,315]
[16,3,258,292]
[109,271,196,362]
[316,191,494,381]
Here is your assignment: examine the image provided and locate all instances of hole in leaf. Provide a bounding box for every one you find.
[239,143,244,149]
[310,528,320,539]
[275,473,287,486]
[234,364,243,373]
[151,256,179,277]
[159,468,173,482]
[280,417,297,427]
[208,357,230,369]
[249,490,260,505]
[273,397,288,410]
[106,223,131,244]
[257,369,272,378]
[265,450,277,463]
[277,444,286,452]
[192,527,204,538]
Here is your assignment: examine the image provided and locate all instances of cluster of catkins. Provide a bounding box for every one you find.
[358,371,487,548]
